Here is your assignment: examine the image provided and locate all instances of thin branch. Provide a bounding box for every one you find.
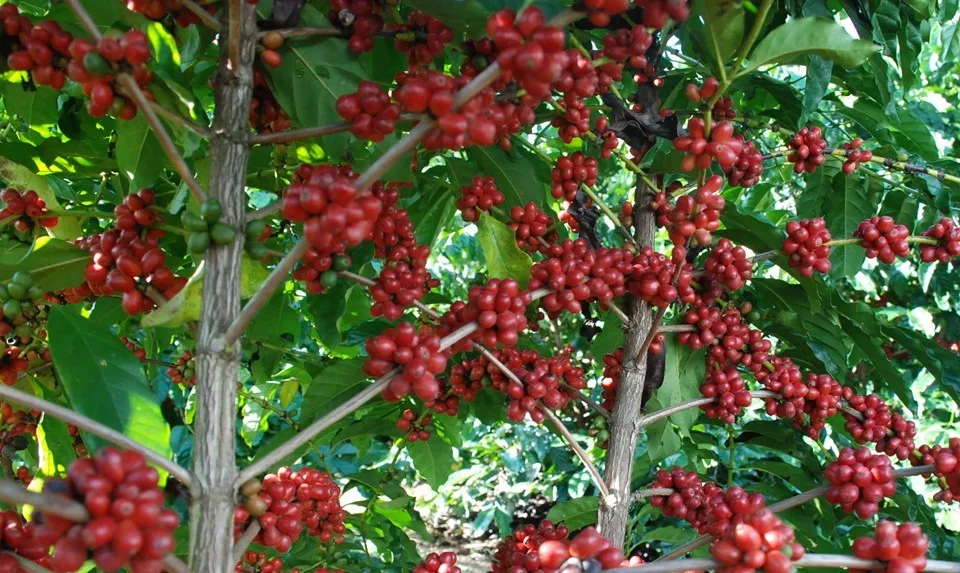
[63,0,102,41]
[637,390,779,429]
[564,385,611,422]
[245,200,282,222]
[606,300,630,323]
[16,362,52,381]
[228,0,242,70]
[542,407,611,498]
[162,555,191,573]
[0,384,192,486]
[9,554,53,573]
[259,27,346,40]
[231,521,261,564]
[222,239,310,347]
[0,479,89,521]
[657,324,696,333]
[180,0,221,31]
[250,122,351,145]
[118,74,208,203]
[145,99,212,138]
[631,487,675,503]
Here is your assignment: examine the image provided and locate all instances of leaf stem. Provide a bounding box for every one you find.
[728,0,773,83]
[180,0,221,31]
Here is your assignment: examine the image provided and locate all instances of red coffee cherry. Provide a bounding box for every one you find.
[842,138,873,174]
[508,202,558,253]
[674,119,742,172]
[396,409,433,443]
[788,126,829,174]
[395,11,454,68]
[703,238,752,291]
[854,216,911,264]
[919,218,960,263]
[166,351,196,387]
[489,520,569,573]
[249,69,292,134]
[329,0,383,54]
[335,81,399,142]
[726,136,764,188]
[0,188,58,231]
[825,447,897,519]
[782,217,832,276]
[844,392,917,460]
[699,367,751,424]
[850,521,929,573]
[369,259,436,320]
[550,152,599,202]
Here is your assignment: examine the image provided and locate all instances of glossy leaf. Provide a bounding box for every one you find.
[476,213,532,287]
[546,496,598,530]
[746,18,879,72]
[408,439,454,490]
[116,115,165,191]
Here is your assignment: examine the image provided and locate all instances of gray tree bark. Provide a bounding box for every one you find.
[597,180,657,547]
[189,4,257,571]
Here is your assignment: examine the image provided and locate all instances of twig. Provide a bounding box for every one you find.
[15,362,52,381]
[0,479,89,521]
[564,385,611,422]
[118,74,208,203]
[143,99,211,138]
[606,300,630,323]
[180,0,221,31]
[630,487,674,503]
[656,324,696,333]
[162,555,191,573]
[250,122,351,145]
[231,521,261,564]
[228,0,242,70]
[63,0,102,41]
[259,27,346,40]
[245,200,282,222]
[222,239,310,347]
[0,384,192,486]
[637,391,779,429]
[9,554,53,573]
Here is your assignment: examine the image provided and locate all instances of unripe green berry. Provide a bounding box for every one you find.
[5,283,26,301]
[333,255,351,272]
[210,223,237,245]
[187,232,211,253]
[181,212,208,233]
[320,270,338,288]
[2,300,22,319]
[200,199,223,224]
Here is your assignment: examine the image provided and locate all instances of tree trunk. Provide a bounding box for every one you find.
[597,180,657,547]
[189,5,257,571]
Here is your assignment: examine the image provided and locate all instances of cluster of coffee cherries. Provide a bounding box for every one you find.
[395,11,454,67]
[699,367,751,423]
[551,95,591,143]
[0,272,43,327]
[124,0,210,27]
[336,81,400,142]
[250,68,292,134]
[396,408,432,442]
[489,520,571,573]
[782,217,833,277]
[843,393,916,460]
[36,448,179,572]
[181,199,237,254]
[841,138,873,174]
[713,96,736,119]
[78,189,186,316]
[854,216,911,264]
[282,164,382,274]
[649,468,768,536]
[495,349,585,423]
[709,509,804,573]
[637,0,690,28]
[508,202,558,252]
[651,176,725,246]
[550,152,599,202]
[0,509,50,569]
[440,279,530,351]
[787,126,828,174]
[369,260,434,320]
[330,0,383,54]
[726,136,764,188]
[363,322,448,402]
[457,176,504,222]
[674,119,744,172]
[235,468,345,553]
[413,551,460,573]
[851,521,928,573]
[529,239,632,317]
[913,438,960,502]
[486,8,567,101]
[824,447,897,519]
[594,116,621,158]
[0,188,57,233]
[166,350,196,387]
[237,551,343,573]
[626,246,694,308]
[703,238,753,291]
[919,217,960,263]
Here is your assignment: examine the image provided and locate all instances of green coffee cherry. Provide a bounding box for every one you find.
[246,242,267,259]
[14,324,33,339]
[320,270,339,288]
[210,222,237,245]
[0,285,8,301]
[200,199,223,224]
[82,52,112,76]
[187,232,211,253]
[27,286,43,301]
[245,219,266,239]
[2,300,22,319]
[333,255,351,272]
[181,212,208,233]
[5,282,26,301]
[11,272,32,287]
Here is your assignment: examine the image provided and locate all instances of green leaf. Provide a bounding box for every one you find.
[467,146,549,209]
[824,173,871,278]
[116,115,164,191]
[884,326,960,404]
[36,413,76,478]
[746,18,879,72]
[0,237,89,293]
[406,179,457,251]
[307,281,350,349]
[2,83,59,126]
[692,0,745,71]
[264,6,369,160]
[47,307,172,460]
[472,388,506,425]
[476,213,532,287]
[800,55,833,128]
[546,496,598,530]
[404,0,488,39]
[646,336,704,459]
[0,157,84,239]
[839,317,914,410]
[641,526,697,544]
[408,439,454,490]
[142,257,272,328]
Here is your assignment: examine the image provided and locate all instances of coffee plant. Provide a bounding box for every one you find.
[0,0,958,572]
